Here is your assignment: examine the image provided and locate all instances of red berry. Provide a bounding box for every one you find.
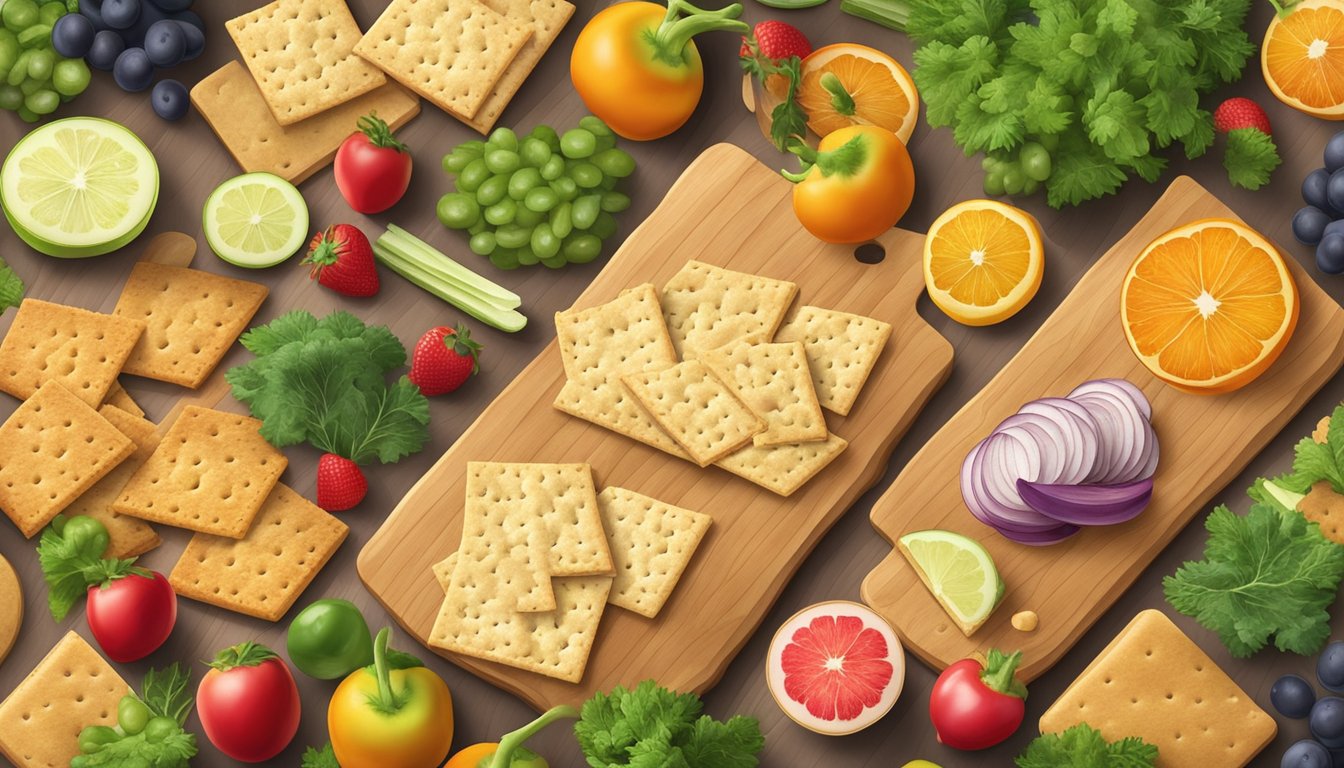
[409,323,482,396]
[740,20,812,61]
[1213,97,1272,136]
[303,224,380,298]
[317,453,367,511]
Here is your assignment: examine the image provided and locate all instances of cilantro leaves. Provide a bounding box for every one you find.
[1016,723,1158,768]
[1275,405,1344,495]
[1224,128,1281,190]
[0,257,24,314]
[575,680,764,768]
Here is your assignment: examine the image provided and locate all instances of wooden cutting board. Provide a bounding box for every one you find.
[861,175,1344,683]
[358,143,954,710]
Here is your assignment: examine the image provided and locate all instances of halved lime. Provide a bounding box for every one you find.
[898,529,1004,635]
[202,172,309,268]
[0,117,159,257]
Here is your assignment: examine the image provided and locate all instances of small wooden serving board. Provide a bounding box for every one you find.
[861,176,1344,683]
[358,143,954,710]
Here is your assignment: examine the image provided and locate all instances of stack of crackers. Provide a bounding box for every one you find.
[553,261,893,496]
[429,462,711,683]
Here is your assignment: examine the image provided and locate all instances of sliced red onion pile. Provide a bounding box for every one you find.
[960,378,1158,546]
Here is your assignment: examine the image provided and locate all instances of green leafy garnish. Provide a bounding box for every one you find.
[1224,128,1281,190]
[72,665,197,768]
[1275,405,1344,494]
[1016,723,1158,767]
[70,730,196,768]
[36,515,142,621]
[302,743,340,768]
[0,257,24,314]
[575,680,764,768]
[141,664,193,725]
[740,48,808,151]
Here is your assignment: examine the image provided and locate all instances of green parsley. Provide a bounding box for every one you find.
[1016,723,1157,768]
[302,743,340,768]
[71,665,197,768]
[1224,128,1281,190]
[1273,404,1344,495]
[0,257,23,314]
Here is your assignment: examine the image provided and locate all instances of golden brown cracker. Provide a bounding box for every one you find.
[553,378,691,460]
[459,0,575,133]
[597,487,710,618]
[700,341,827,446]
[0,298,145,407]
[555,284,676,381]
[660,261,797,360]
[715,432,849,497]
[62,405,162,558]
[775,305,892,416]
[102,380,144,418]
[622,359,764,467]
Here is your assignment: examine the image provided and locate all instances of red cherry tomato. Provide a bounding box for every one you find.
[928,650,1027,750]
[197,643,302,763]
[85,570,176,663]
[334,113,413,214]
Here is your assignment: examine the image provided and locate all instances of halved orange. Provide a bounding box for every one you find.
[923,200,1043,326]
[797,44,920,144]
[1262,0,1344,119]
[1121,219,1299,394]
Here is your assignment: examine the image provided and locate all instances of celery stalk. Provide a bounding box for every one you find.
[380,225,521,309]
[374,242,528,333]
[840,0,909,30]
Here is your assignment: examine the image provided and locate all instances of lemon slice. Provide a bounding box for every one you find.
[203,172,309,268]
[898,529,1004,636]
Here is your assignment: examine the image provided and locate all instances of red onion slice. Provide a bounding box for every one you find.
[1017,478,1153,526]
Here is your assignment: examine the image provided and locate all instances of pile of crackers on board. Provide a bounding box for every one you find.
[194,0,574,183]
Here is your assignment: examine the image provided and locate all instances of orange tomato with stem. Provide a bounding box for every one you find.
[784,125,915,244]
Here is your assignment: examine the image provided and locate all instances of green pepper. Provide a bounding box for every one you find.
[286,599,374,679]
[443,705,577,768]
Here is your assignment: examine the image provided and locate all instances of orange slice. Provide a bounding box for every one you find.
[1121,219,1299,394]
[923,200,1043,326]
[797,44,919,144]
[1262,0,1344,119]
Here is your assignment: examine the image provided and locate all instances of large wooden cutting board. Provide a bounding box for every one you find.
[861,176,1344,683]
[358,143,954,710]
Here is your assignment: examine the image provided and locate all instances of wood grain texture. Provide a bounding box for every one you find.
[359,144,953,709]
[862,176,1344,683]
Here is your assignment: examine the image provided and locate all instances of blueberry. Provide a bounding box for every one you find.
[1305,168,1335,213]
[85,29,124,71]
[1323,643,1344,692]
[146,0,192,10]
[150,79,187,121]
[78,0,108,31]
[1315,697,1344,748]
[1296,207,1332,246]
[168,8,201,31]
[101,0,139,29]
[118,0,164,47]
[141,19,182,67]
[1328,131,1344,173]
[51,13,95,59]
[112,46,153,92]
[1320,234,1344,275]
[1327,219,1344,240]
[1326,170,1344,215]
[1285,739,1333,768]
[1276,674,1320,718]
[175,19,202,60]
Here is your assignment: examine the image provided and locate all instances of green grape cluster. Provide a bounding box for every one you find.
[0,0,91,123]
[437,115,636,270]
[981,134,1058,197]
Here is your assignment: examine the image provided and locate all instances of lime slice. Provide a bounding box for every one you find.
[898,529,1004,634]
[0,117,158,257]
[203,172,309,268]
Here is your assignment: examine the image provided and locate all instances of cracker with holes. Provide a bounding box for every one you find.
[354,0,532,121]
[597,487,710,618]
[225,0,386,126]
[0,298,145,407]
[0,381,135,538]
[775,305,892,416]
[0,632,132,768]
[1039,609,1276,767]
[700,341,827,447]
[113,261,268,389]
[102,380,143,418]
[623,360,765,467]
[716,432,849,497]
[114,406,286,538]
[660,261,797,360]
[62,406,162,559]
[461,0,575,133]
[170,483,347,621]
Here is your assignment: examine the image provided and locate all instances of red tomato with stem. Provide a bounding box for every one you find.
[928,649,1027,750]
[86,570,177,662]
[197,642,302,763]
[334,113,413,213]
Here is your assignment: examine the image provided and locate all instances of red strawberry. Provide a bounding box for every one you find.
[317,453,367,511]
[739,20,812,61]
[409,323,482,396]
[303,225,379,297]
[1214,97,1272,136]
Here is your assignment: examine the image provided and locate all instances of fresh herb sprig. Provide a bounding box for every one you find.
[1017,723,1157,767]
[574,680,764,767]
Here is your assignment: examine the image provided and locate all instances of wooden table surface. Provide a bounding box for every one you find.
[0,2,1339,766]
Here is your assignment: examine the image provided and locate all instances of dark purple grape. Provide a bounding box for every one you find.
[1323,643,1344,692]
[1285,739,1332,768]
[175,19,202,60]
[86,29,124,71]
[78,0,109,31]
[1275,674,1319,718]
[51,13,96,59]
[101,0,140,29]
[119,0,164,47]
[168,8,201,31]
[1327,169,1344,214]
[146,0,192,10]
[1319,234,1344,275]
[150,79,188,121]
[1296,207,1332,246]
[1305,168,1334,213]
[1314,697,1344,748]
[112,46,153,92]
[1328,131,1344,173]
[1326,219,1344,240]
[142,19,183,67]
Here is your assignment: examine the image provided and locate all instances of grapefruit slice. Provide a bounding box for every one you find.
[765,600,904,735]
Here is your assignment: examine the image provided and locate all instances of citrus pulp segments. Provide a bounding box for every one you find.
[1261,0,1344,120]
[798,44,920,144]
[0,117,159,255]
[202,172,309,268]
[922,199,1044,326]
[765,600,905,736]
[898,530,1003,628]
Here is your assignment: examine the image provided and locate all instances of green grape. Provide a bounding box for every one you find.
[38,2,64,26]
[487,126,518,151]
[118,696,150,736]
[516,246,540,266]
[17,23,49,48]
[1002,167,1025,195]
[520,137,552,168]
[549,176,577,201]
[18,75,47,95]
[591,211,617,240]
[531,222,560,259]
[560,128,596,159]
[469,231,496,256]
[26,48,51,80]
[529,124,560,151]
[550,202,572,238]
[572,194,600,230]
[592,148,635,178]
[600,192,630,213]
[484,199,517,226]
[15,104,37,122]
[563,234,603,264]
[539,154,564,181]
[8,50,32,85]
[457,140,486,156]
[25,88,57,114]
[436,192,480,229]
[524,186,558,213]
[442,150,476,174]
[1019,141,1051,182]
[51,57,89,96]
[490,248,522,270]
[1021,178,1039,195]
[484,149,520,175]
[495,225,531,249]
[981,155,999,173]
[983,170,1005,196]
[0,31,19,78]
[0,84,21,110]
[514,206,542,228]
[467,219,486,236]
[540,254,568,268]
[456,158,489,192]
[578,115,612,137]
[475,175,509,206]
[2,0,39,32]
[1037,133,1060,152]
[507,167,541,199]
[571,162,603,188]
[592,132,616,154]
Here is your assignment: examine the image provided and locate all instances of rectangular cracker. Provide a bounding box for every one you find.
[775,305,892,416]
[226,0,386,125]
[555,284,677,381]
[597,487,711,618]
[114,262,268,388]
[0,381,135,538]
[0,298,145,407]
[1039,609,1276,767]
[553,378,690,460]
[661,261,798,360]
[462,461,613,612]
[460,0,575,133]
[192,60,420,185]
[715,432,849,497]
[430,552,612,683]
[61,405,162,558]
[0,631,132,768]
[103,380,144,418]
[623,360,764,467]
[170,483,347,621]
[354,0,531,121]
[700,341,827,446]
[114,406,287,538]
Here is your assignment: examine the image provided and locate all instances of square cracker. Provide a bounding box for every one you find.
[113,262,268,388]
[114,406,287,538]
[170,483,348,622]
[0,631,132,768]
[192,61,420,185]
[660,261,797,360]
[459,0,575,133]
[701,341,827,447]
[623,360,764,467]
[1039,609,1276,767]
[553,378,690,460]
[102,380,144,418]
[462,461,613,612]
[430,552,612,683]
[597,487,711,618]
[775,305,892,416]
[715,432,849,497]
[0,298,145,407]
[354,0,532,121]
[0,381,134,538]
[226,0,386,125]
[61,405,162,558]
[555,284,677,381]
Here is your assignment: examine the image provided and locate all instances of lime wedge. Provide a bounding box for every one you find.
[203,172,309,268]
[898,529,1004,635]
[0,117,158,257]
